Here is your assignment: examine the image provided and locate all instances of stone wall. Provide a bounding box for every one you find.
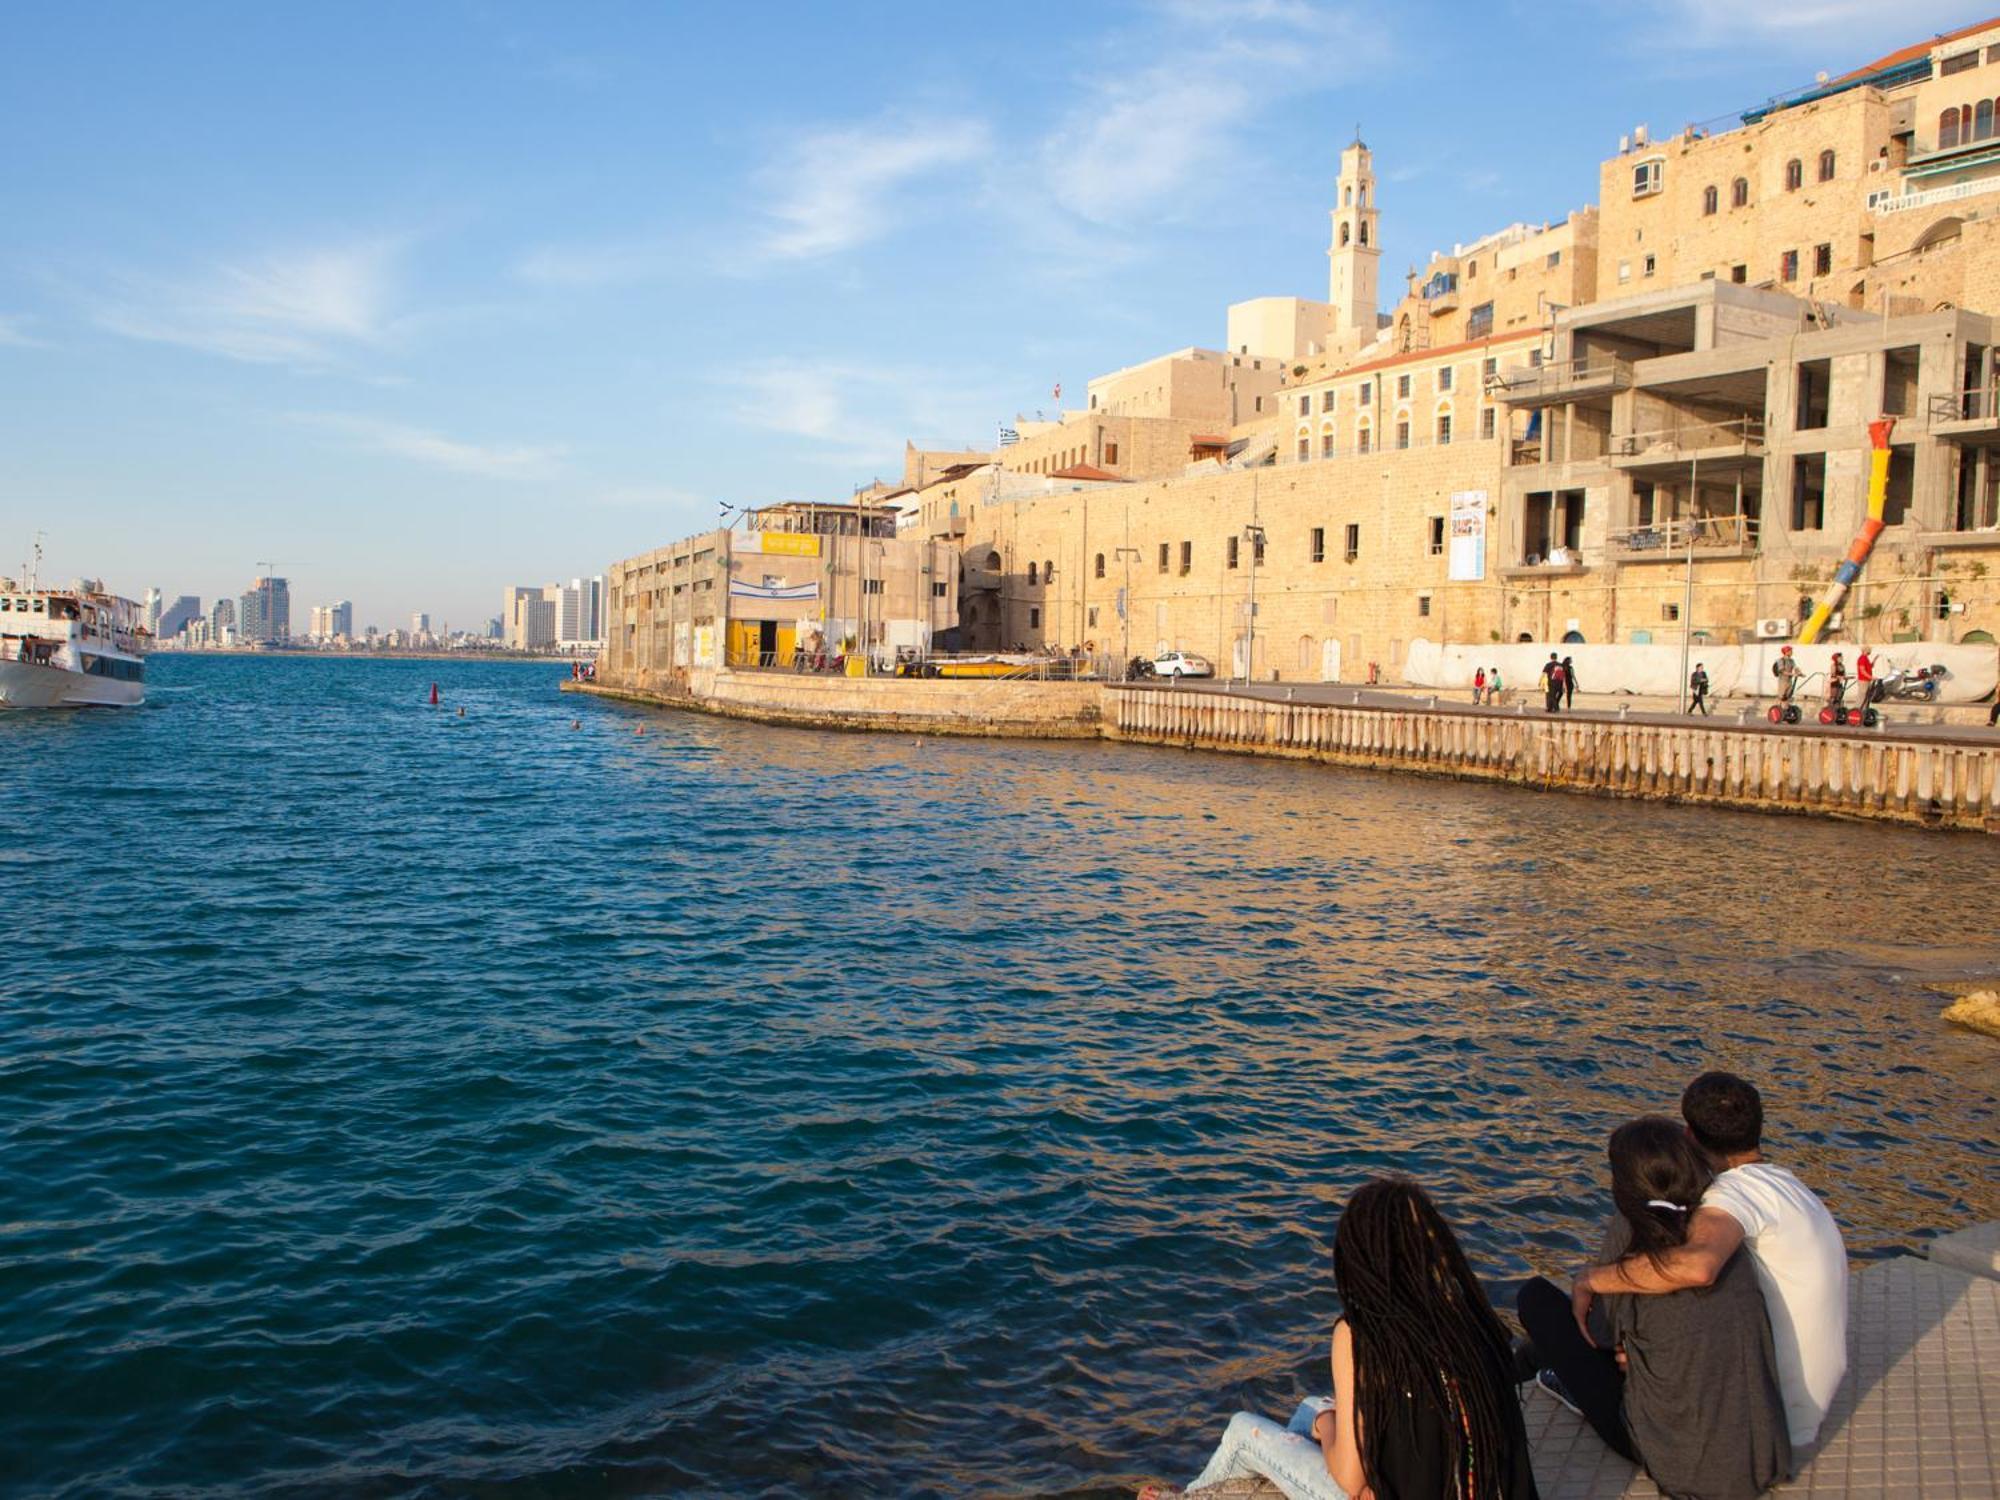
[1108,686,2000,832]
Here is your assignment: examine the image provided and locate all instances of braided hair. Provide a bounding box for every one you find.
[1332,1177,1517,1500]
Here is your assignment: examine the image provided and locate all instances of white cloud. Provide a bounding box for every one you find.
[724,358,1000,472]
[93,240,405,368]
[753,116,990,262]
[1040,2,1383,227]
[514,236,682,288]
[1645,1,1975,56]
[0,313,49,349]
[293,412,566,480]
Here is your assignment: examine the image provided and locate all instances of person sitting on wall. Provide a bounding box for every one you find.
[1568,1073,1849,1456]
[1149,1177,1538,1500]
[1517,1118,1792,1498]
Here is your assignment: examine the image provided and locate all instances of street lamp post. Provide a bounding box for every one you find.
[1242,523,1266,686]
[1114,545,1141,678]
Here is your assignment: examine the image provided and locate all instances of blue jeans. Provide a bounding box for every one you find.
[1188,1401,1351,1500]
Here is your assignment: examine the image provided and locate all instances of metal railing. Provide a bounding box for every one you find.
[1608,514,1761,557]
[1490,356,1633,403]
[1928,386,2000,425]
[1612,415,1767,458]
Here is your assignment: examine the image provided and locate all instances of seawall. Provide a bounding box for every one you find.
[573,672,2000,832]
[1106,686,2000,832]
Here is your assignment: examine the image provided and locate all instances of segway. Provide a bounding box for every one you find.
[1768,702,1802,724]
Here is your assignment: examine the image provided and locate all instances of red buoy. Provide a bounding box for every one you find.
[429,683,439,706]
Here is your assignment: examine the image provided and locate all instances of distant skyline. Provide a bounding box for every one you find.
[0,0,1982,625]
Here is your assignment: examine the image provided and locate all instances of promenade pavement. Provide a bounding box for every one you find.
[1128,677,2000,748]
[1146,1223,2000,1500]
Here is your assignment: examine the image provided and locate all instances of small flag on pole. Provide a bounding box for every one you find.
[998,424,1020,447]
[1052,381,1062,401]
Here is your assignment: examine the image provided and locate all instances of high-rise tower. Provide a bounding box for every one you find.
[1328,136,1381,342]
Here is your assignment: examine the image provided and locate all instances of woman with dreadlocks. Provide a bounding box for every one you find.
[1160,1177,1537,1500]
[1516,1118,1790,1499]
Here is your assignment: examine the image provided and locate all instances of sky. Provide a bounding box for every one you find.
[0,0,1986,631]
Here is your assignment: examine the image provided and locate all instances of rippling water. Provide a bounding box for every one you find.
[3,655,1995,1498]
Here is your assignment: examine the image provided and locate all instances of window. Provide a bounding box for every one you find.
[1298,435,1310,461]
[1227,535,1240,569]
[1942,49,1979,76]
[1481,357,1497,380]
[1437,366,1453,392]
[1780,248,1799,282]
[862,578,884,595]
[1436,412,1452,445]
[1617,259,1631,284]
[1359,222,1369,246]
[1094,552,1105,578]
[1359,381,1372,404]
[1179,541,1191,575]
[1817,149,1836,182]
[1322,430,1335,458]
[1029,606,1040,628]
[1253,532,1264,564]
[1480,406,1497,440]
[1428,516,1445,555]
[1418,595,1432,617]
[1546,249,1562,268]
[1784,158,1803,191]
[1158,543,1169,574]
[1357,424,1372,454]
[1632,158,1663,196]
[1397,374,1412,398]
[1791,453,1827,531]
[1311,526,1326,563]
[1027,561,1038,584]
[932,581,947,597]
[1797,359,1830,429]
[1731,176,1749,208]
[1702,184,1718,215]
[1643,253,1657,277]
[1466,298,1493,339]
[1731,263,1748,284]
[1813,242,1832,276]
[1942,108,1962,150]
[1979,99,1996,141]
[1322,390,1336,413]
[1343,524,1360,561]
[1395,420,1411,450]
[1661,602,1680,622]
[1298,394,1311,416]
[1087,606,1098,628]
[1105,441,1118,465]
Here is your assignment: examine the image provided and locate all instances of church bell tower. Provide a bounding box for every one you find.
[1328,135,1381,342]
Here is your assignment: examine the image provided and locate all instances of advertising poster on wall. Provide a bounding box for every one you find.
[1449,490,1488,582]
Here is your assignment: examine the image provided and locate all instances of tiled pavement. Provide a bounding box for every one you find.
[1148,1229,2000,1499]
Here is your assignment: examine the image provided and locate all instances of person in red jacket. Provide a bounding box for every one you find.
[1856,648,1879,709]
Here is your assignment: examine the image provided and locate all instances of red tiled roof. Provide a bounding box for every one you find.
[1049,463,1125,482]
[1829,14,2000,86]
[1188,433,1232,447]
[1326,327,1542,384]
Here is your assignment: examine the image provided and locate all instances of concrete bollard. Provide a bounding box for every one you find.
[1618,703,1629,719]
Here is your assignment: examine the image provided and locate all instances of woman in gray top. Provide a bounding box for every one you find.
[1518,1117,1791,1499]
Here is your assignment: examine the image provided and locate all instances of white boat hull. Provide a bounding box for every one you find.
[0,658,144,708]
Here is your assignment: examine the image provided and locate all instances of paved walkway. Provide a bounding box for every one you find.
[1148,1223,2000,1499]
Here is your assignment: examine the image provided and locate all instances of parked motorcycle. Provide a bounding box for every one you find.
[1872,661,1947,702]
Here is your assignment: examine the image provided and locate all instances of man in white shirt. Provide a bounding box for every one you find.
[1573,1071,1848,1449]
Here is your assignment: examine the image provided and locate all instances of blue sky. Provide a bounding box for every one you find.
[0,0,1983,630]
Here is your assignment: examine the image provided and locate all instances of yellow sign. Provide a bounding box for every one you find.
[760,532,821,557]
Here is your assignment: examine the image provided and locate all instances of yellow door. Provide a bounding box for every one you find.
[727,620,760,666]
[775,625,797,664]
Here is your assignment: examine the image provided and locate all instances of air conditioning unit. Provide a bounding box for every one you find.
[1756,618,1791,639]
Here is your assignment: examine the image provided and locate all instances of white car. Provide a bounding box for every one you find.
[1151,650,1214,679]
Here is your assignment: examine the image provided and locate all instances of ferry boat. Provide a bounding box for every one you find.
[0,576,147,708]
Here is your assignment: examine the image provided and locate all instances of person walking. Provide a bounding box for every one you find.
[1561,655,1579,711]
[1473,666,1487,705]
[1541,653,1564,714]
[1688,662,1711,715]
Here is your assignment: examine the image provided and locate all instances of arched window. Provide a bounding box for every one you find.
[1027,561,1038,585]
[1321,423,1336,459]
[1702,184,1718,215]
[1344,185,1353,206]
[1977,99,1995,142]
[1731,177,1749,208]
[1941,108,1961,149]
[1298,635,1315,670]
[985,551,1000,571]
[1817,148,1836,181]
[1340,222,1351,246]
[1044,559,1054,583]
[1356,418,1373,455]
[1358,222,1369,246]
[1784,158,1803,191]
[1094,552,1105,579]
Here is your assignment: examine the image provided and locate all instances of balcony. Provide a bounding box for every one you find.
[1608,514,1761,562]
[1610,416,1766,476]
[1491,355,1633,407]
[1928,386,2000,442]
